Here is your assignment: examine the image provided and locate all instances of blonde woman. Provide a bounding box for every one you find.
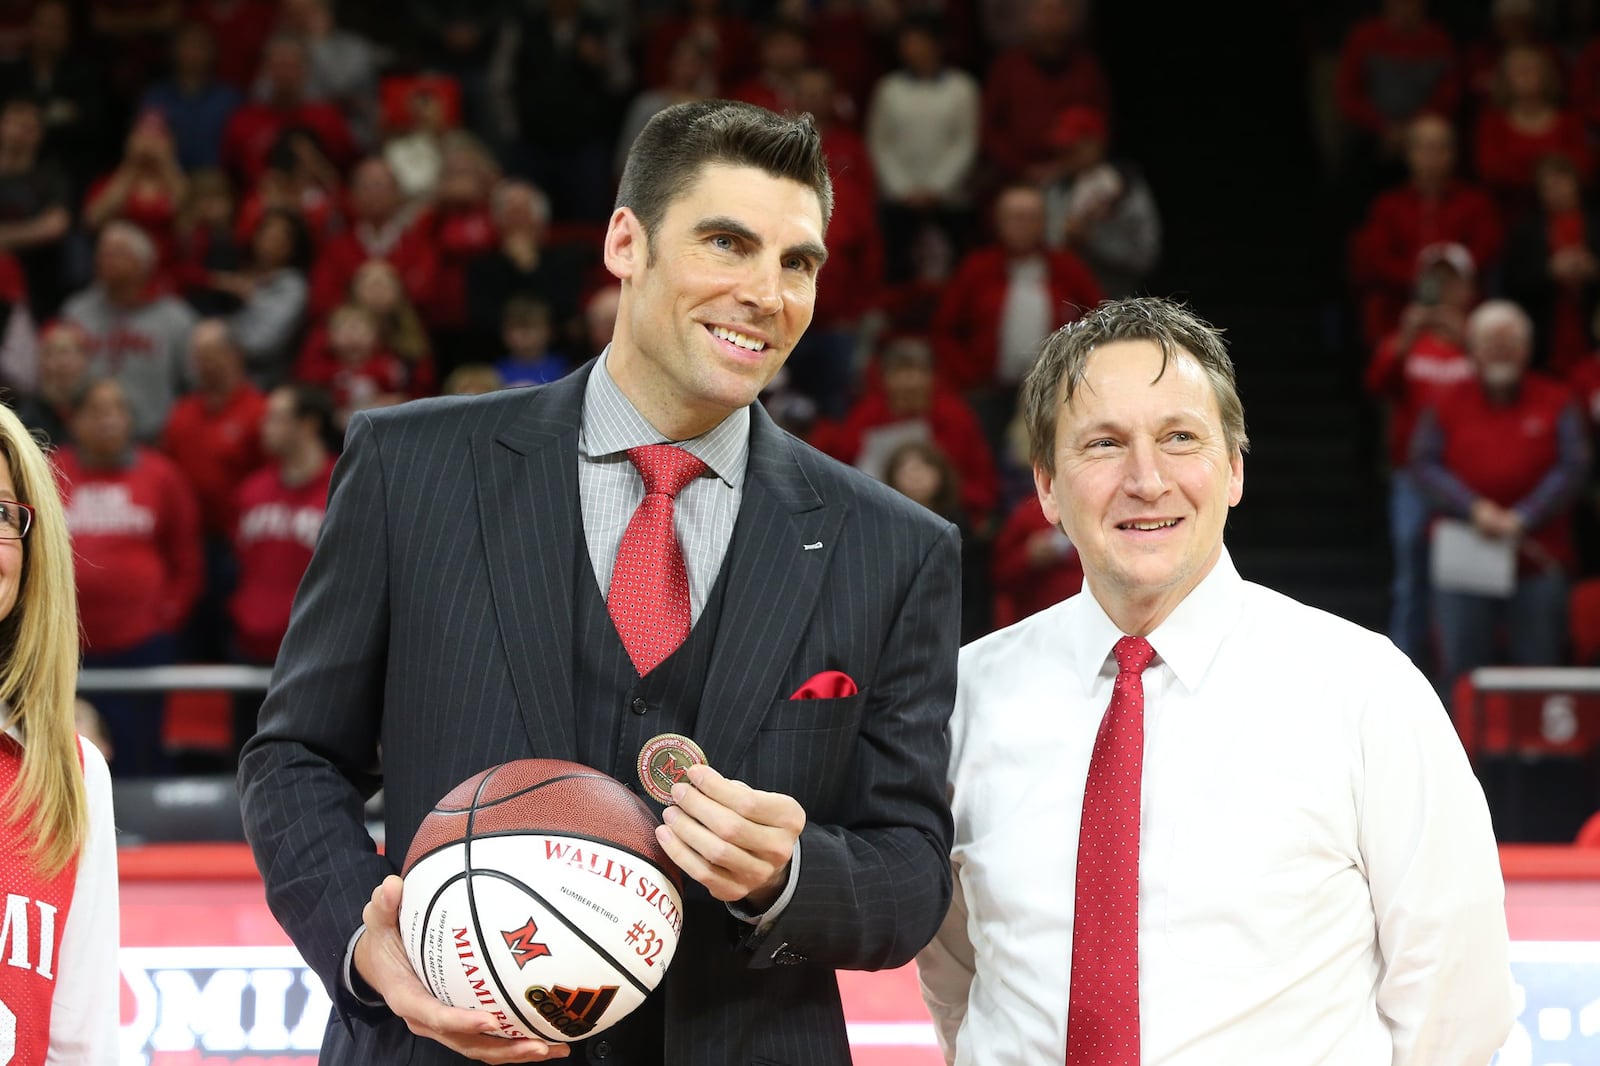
[0,403,118,1063]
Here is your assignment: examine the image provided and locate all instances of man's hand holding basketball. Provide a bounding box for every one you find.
[656,764,806,910]
[354,875,571,1062]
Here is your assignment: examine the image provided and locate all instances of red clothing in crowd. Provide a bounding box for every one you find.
[220,100,358,186]
[83,174,180,270]
[813,126,881,328]
[294,339,411,415]
[981,45,1111,181]
[1567,38,1600,134]
[1348,180,1503,343]
[414,203,499,329]
[1363,327,1475,466]
[230,457,334,661]
[1473,108,1591,196]
[932,246,1102,392]
[56,446,203,653]
[825,384,999,524]
[1424,373,1584,570]
[160,381,267,537]
[991,495,1084,627]
[308,217,439,320]
[184,0,279,89]
[730,76,796,116]
[642,15,758,91]
[1335,15,1459,136]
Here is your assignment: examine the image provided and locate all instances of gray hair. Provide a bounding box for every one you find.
[1465,299,1534,352]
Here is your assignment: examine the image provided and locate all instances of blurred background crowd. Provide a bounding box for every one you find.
[5,0,1599,840]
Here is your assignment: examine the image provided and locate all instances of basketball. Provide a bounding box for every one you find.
[398,758,685,1042]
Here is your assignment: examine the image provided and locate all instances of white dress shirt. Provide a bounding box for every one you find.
[917,550,1513,1065]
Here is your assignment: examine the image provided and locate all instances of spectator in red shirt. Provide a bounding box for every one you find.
[186,0,278,91]
[1349,113,1503,346]
[56,376,202,774]
[787,66,881,418]
[981,0,1111,187]
[161,319,265,660]
[308,156,435,320]
[1335,0,1459,165]
[161,319,266,540]
[1504,153,1600,376]
[293,303,407,436]
[1460,0,1561,118]
[823,336,999,528]
[730,18,809,116]
[413,133,499,374]
[229,381,334,748]
[1364,243,1478,667]
[349,258,435,395]
[932,183,1102,445]
[643,0,757,96]
[991,493,1083,628]
[83,111,186,276]
[219,33,357,186]
[1413,300,1590,695]
[1474,43,1590,208]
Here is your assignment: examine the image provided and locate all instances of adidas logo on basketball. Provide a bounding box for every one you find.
[525,983,619,1037]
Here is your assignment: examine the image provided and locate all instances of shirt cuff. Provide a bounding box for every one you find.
[726,840,802,932]
[343,924,388,1008]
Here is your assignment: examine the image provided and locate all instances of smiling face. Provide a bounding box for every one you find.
[1035,339,1243,634]
[604,162,827,439]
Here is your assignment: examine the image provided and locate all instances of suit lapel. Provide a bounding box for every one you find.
[698,406,844,772]
[473,368,593,761]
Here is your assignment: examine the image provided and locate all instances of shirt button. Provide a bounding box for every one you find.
[630,697,648,716]
[592,1039,612,1060]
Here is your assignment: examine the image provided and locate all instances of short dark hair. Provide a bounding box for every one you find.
[1021,297,1250,476]
[615,99,833,254]
[276,382,335,443]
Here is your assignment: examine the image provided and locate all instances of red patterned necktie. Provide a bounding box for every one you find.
[608,445,707,676]
[1067,634,1156,1066]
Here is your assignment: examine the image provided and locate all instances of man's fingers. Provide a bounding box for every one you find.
[668,779,791,860]
[655,819,746,901]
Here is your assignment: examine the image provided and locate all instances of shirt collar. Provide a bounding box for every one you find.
[1066,547,1246,694]
[579,347,750,488]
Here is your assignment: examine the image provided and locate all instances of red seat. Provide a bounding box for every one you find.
[161,690,232,754]
[1571,577,1600,665]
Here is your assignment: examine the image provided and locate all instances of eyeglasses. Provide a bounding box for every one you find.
[0,500,33,540]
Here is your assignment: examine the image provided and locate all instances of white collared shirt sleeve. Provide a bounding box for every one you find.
[1358,653,1514,1065]
[916,850,974,1064]
[47,737,120,1065]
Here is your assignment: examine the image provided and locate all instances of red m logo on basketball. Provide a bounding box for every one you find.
[501,917,552,967]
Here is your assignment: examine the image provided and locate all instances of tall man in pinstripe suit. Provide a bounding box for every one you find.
[238,100,961,1065]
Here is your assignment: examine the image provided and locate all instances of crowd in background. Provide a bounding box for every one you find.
[1332,0,1600,715]
[14,0,1600,784]
[0,0,1157,776]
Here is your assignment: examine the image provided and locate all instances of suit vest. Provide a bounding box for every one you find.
[568,532,731,1064]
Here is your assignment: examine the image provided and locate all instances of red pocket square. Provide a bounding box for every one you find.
[790,670,859,700]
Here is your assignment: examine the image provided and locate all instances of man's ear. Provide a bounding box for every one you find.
[603,207,643,281]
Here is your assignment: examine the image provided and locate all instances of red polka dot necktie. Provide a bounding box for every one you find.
[608,445,707,676]
[1067,634,1156,1066]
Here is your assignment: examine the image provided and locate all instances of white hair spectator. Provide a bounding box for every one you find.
[1465,300,1534,352]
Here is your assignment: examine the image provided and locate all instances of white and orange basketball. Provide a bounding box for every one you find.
[399,758,684,1041]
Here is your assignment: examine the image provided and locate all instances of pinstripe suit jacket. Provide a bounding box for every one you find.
[237,363,961,1065]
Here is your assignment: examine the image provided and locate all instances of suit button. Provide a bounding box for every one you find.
[592,1039,612,1060]
[630,697,648,716]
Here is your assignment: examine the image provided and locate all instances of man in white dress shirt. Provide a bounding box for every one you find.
[917,297,1514,1065]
